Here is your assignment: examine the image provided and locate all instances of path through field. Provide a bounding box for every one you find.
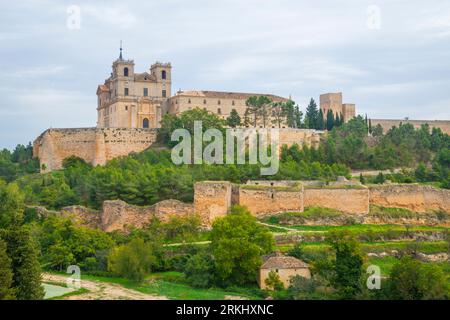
[43,273,167,300]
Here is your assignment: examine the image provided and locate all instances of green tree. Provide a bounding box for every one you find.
[387,256,449,300]
[3,225,44,300]
[271,102,287,128]
[184,251,215,288]
[305,98,318,129]
[372,124,383,137]
[359,173,366,185]
[108,238,156,282]
[327,232,365,299]
[210,205,274,286]
[374,172,386,184]
[316,109,325,130]
[0,239,15,300]
[245,96,272,127]
[0,181,24,228]
[326,109,335,131]
[226,109,241,128]
[264,270,284,291]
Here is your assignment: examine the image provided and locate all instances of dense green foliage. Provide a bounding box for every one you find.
[384,256,449,300]
[108,238,157,282]
[0,143,39,182]
[210,206,274,286]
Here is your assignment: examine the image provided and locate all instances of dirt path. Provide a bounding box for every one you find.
[43,273,167,300]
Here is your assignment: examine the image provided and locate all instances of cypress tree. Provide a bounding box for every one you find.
[305,98,318,129]
[5,225,44,300]
[0,238,15,300]
[326,109,335,131]
[335,113,341,127]
[369,118,373,134]
[317,109,325,130]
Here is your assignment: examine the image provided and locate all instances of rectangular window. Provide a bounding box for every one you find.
[143,88,148,97]
[124,88,129,96]
[162,90,166,98]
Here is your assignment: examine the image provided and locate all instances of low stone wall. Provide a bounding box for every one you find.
[194,181,232,226]
[101,199,195,232]
[304,187,370,214]
[369,184,450,213]
[239,185,304,216]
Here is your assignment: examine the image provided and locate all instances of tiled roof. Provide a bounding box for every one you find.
[175,90,289,102]
[261,256,309,269]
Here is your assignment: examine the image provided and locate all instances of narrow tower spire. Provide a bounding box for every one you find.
[119,40,123,60]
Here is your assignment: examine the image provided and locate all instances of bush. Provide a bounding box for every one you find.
[108,238,156,282]
[184,251,215,288]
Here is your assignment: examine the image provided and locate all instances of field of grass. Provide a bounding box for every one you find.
[80,272,264,300]
[276,240,449,255]
[287,224,448,232]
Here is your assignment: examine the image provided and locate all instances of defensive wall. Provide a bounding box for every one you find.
[33,127,158,172]
[41,181,450,232]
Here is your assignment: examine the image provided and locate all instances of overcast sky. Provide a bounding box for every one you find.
[1,0,450,149]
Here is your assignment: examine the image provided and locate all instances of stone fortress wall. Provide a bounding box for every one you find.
[371,119,450,135]
[55,180,450,232]
[33,127,322,173]
[33,127,158,172]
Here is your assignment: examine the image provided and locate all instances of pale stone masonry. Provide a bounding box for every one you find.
[258,254,311,290]
[46,181,449,231]
[33,128,158,172]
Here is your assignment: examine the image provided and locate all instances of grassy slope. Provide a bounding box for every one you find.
[80,272,263,300]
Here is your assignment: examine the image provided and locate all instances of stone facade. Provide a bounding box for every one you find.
[303,186,370,215]
[101,199,194,232]
[239,185,304,216]
[369,184,450,213]
[194,181,232,226]
[33,128,157,172]
[167,90,289,126]
[371,119,450,135]
[37,181,450,232]
[258,255,310,290]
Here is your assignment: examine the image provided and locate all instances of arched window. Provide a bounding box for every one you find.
[161,70,166,79]
[124,67,129,77]
[143,118,149,128]
[203,99,207,104]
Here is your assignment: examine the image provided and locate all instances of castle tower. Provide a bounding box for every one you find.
[320,92,355,123]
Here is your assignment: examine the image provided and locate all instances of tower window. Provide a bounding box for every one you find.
[143,88,148,97]
[232,100,235,106]
[162,90,166,98]
[218,100,221,105]
[124,67,129,77]
[162,70,167,79]
[188,99,191,104]
[203,99,207,104]
[125,106,128,111]
[143,118,149,128]
[218,108,221,114]
[124,88,129,96]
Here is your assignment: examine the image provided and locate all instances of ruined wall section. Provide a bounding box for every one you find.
[239,185,304,216]
[101,199,194,232]
[33,128,157,172]
[369,184,450,213]
[194,181,232,226]
[304,187,370,214]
